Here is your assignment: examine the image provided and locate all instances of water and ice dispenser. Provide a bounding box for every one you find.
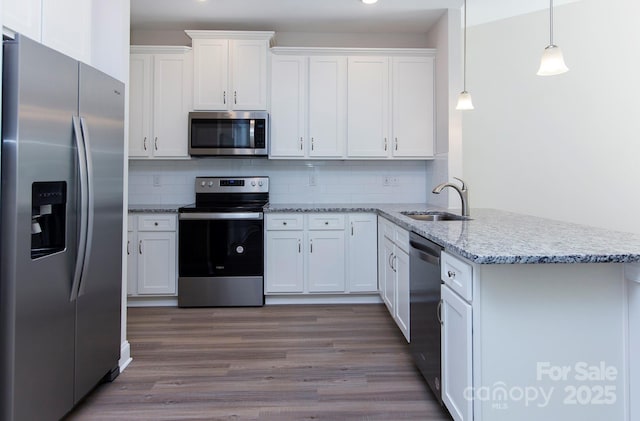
[31,181,66,259]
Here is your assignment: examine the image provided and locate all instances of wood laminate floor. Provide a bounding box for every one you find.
[66,304,452,421]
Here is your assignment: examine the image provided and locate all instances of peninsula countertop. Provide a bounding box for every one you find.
[264,203,640,264]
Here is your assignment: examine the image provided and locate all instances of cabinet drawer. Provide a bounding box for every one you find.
[137,214,177,231]
[308,214,345,230]
[266,214,303,230]
[441,251,473,302]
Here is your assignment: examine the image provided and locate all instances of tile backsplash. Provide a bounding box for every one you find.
[129,158,442,206]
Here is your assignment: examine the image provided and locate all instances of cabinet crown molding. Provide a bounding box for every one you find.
[271,46,436,57]
[185,30,275,41]
[130,45,192,54]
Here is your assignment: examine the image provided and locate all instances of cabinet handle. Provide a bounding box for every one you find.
[299,137,303,150]
[138,240,142,255]
[351,222,354,236]
[393,255,398,272]
[154,222,159,226]
[324,221,328,225]
[310,239,313,253]
[437,300,443,325]
[234,91,237,104]
[311,137,314,151]
[447,270,456,279]
[283,221,287,226]
[395,137,398,151]
[127,240,130,255]
[143,137,147,151]
[384,138,388,151]
[388,252,395,271]
[223,91,226,104]
[154,137,158,151]
[298,239,301,253]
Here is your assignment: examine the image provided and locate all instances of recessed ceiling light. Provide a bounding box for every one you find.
[361,0,378,4]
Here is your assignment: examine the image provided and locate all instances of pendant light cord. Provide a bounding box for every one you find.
[463,0,467,91]
[549,0,554,45]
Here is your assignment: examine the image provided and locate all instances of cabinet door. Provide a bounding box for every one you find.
[265,231,304,293]
[137,231,177,295]
[307,231,346,292]
[41,0,91,63]
[231,39,267,110]
[382,236,396,313]
[348,214,378,292]
[347,56,389,158]
[395,247,410,342]
[152,53,189,157]
[308,56,347,158]
[441,284,473,421]
[128,54,153,158]
[392,56,435,157]
[192,38,228,110]
[270,55,307,157]
[126,230,138,295]
[3,0,42,41]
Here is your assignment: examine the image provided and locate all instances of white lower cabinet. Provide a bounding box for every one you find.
[441,283,473,421]
[265,213,377,295]
[127,213,177,296]
[378,216,410,341]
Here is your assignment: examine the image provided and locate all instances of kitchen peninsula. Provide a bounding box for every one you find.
[265,203,640,421]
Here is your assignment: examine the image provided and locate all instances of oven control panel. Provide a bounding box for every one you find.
[195,176,269,193]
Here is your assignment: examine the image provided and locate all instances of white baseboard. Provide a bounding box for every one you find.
[118,340,132,372]
[266,294,383,305]
[127,297,178,307]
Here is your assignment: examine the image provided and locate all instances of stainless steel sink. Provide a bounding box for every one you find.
[401,211,472,222]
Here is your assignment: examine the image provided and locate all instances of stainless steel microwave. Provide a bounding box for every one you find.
[188,111,269,157]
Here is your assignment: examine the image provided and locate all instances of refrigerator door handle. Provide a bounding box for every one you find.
[70,116,89,301]
[77,117,94,297]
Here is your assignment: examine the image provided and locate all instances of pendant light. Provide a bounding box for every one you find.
[537,0,569,76]
[456,0,474,110]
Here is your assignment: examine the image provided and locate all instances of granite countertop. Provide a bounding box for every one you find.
[128,204,183,213]
[264,203,640,264]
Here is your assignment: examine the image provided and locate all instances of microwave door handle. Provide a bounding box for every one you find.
[249,119,256,148]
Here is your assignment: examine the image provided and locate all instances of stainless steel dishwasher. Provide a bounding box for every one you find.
[409,232,444,405]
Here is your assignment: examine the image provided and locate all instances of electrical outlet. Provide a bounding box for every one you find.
[383,176,399,186]
[153,175,161,187]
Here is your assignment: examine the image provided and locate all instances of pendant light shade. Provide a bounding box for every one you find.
[456,91,474,110]
[457,0,474,110]
[537,0,569,76]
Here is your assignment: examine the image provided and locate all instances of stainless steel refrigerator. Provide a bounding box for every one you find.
[0,35,124,420]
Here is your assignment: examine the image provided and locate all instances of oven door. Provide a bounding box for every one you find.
[178,212,264,307]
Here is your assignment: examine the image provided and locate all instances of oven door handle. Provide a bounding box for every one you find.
[179,212,263,220]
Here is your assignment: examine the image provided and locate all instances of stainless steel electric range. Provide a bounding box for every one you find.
[177,176,269,307]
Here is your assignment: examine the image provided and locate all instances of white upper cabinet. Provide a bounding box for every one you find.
[3,0,90,63]
[391,56,435,157]
[270,51,347,159]
[129,46,193,159]
[41,0,91,64]
[3,0,42,41]
[270,55,308,157]
[187,31,273,111]
[272,49,435,160]
[308,56,347,158]
[347,56,390,158]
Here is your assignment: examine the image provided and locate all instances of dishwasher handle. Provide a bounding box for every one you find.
[410,239,441,265]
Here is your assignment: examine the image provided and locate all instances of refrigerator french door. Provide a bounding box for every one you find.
[1,35,125,420]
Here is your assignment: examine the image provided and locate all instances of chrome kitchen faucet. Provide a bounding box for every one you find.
[432,177,469,217]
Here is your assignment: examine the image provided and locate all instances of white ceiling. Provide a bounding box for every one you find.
[130,0,463,33]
